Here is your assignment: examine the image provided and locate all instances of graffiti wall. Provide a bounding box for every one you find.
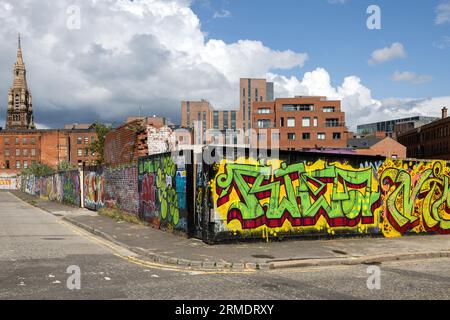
[204,148,450,241]
[0,176,17,190]
[138,152,191,234]
[104,165,139,215]
[21,170,81,206]
[83,167,106,211]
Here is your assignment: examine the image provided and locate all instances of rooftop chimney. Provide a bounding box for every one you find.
[442,107,448,119]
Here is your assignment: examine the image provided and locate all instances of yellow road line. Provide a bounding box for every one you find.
[58,219,254,275]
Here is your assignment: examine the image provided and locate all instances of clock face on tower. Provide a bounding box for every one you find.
[5,34,35,131]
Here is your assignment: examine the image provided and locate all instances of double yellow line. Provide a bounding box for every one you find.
[58,219,254,275]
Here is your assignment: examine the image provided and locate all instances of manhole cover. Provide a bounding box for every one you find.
[251,254,275,259]
[42,238,65,241]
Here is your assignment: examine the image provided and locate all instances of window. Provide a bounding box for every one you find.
[213,111,219,129]
[302,117,311,127]
[257,133,267,143]
[16,160,21,169]
[77,149,82,157]
[272,132,280,141]
[23,149,28,156]
[31,149,36,157]
[318,133,326,140]
[287,133,296,140]
[326,119,340,127]
[15,137,19,145]
[287,118,296,127]
[231,111,236,129]
[91,136,95,143]
[333,132,341,140]
[302,133,311,140]
[4,138,9,145]
[77,137,82,145]
[31,138,35,145]
[5,160,10,169]
[257,119,271,129]
[223,111,229,130]
[323,107,336,113]
[14,94,20,109]
[23,138,27,145]
[84,137,89,145]
[24,160,28,169]
[16,149,20,156]
[280,117,284,127]
[85,148,89,156]
[282,104,314,111]
[186,101,190,127]
[257,108,271,114]
[314,117,318,127]
[5,149,10,157]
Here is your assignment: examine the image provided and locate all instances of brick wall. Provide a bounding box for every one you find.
[104,165,139,215]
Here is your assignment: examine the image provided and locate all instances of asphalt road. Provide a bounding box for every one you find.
[1,191,449,300]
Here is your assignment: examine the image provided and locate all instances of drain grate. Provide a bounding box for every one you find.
[42,238,65,241]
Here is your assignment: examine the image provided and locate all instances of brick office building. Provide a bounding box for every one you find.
[252,96,348,150]
[397,107,450,160]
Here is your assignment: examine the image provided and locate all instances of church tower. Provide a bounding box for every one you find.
[5,34,35,130]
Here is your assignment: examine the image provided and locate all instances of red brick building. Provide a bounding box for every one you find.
[397,107,450,160]
[252,96,348,150]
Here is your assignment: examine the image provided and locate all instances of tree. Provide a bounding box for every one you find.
[57,161,76,172]
[21,162,55,177]
[89,122,112,165]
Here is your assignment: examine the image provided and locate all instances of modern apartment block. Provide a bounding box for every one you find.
[252,96,348,150]
[240,78,274,141]
[181,100,241,145]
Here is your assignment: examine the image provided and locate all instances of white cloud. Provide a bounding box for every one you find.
[0,0,307,128]
[435,1,450,24]
[267,68,449,131]
[368,42,406,65]
[434,35,450,49]
[213,9,231,19]
[391,71,432,84]
[328,0,348,4]
[0,0,445,134]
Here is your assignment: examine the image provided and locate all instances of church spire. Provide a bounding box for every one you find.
[16,33,24,66]
[5,34,35,130]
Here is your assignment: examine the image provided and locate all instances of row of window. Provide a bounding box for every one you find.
[257,117,341,129]
[286,132,341,141]
[77,136,96,145]
[257,132,342,141]
[278,105,336,113]
[3,137,36,145]
[4,159,36,170]
[4,148,37,157]
[77,148,95,157]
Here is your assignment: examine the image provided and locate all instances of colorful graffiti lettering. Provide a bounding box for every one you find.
[214,158,382,237]
[379,160,450,237]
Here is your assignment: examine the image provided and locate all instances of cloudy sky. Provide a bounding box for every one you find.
[0,0,449,130]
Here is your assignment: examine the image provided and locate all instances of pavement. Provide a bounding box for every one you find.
[9,190,450,272]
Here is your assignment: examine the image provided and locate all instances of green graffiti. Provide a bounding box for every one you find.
[216,160,381,230]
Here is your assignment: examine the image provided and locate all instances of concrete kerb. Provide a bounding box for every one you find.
[62,216,449,272]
